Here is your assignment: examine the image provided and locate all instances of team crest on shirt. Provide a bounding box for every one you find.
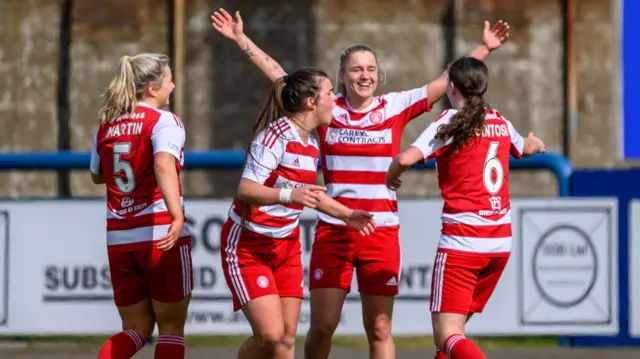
[257,275,269,288]
[369,111,383,124]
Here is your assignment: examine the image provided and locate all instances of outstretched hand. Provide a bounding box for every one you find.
[527,132,546,154]
[344,209,376,236]
[211,8,244,41]
[483,20,510,51]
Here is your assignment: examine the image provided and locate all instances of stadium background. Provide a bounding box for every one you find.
[1,0,639,358]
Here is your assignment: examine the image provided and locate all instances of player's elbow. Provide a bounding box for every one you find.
[236,180,253,203]
[397,152,416,168]
[90,172,104,185]
[153,152,177,174]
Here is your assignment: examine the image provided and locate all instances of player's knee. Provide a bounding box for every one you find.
[364,315,392,343]
[255,330,286,354]
[278,335,296,350]
[308,316,339,339]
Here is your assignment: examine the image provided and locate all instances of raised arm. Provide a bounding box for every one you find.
[426,21,510,105]
[211,8,287,82]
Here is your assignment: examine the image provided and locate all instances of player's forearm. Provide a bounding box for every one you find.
[467,44,491,61]
[237,179,282,206]
[235,34,287,82]
[154,154,184,221]
[315,192,351,221]
[388,155,410,180]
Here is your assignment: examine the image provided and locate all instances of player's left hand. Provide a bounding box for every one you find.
[483,20,510,51]
[157,217,184,251]
[344,209,376,236]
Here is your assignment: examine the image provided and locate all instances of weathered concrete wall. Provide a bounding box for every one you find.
[0,0,63,197]
[0,0,620,198]
[69,0,169,197]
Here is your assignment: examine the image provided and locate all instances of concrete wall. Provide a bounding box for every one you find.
[0,0,620,198]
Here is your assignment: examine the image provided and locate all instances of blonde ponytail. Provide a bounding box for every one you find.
[98,53,171,124]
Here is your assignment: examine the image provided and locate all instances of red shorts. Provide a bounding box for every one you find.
[309,221,401,296]
[107,237,193,307]
[220,220,303,312]
[430,249,509,315]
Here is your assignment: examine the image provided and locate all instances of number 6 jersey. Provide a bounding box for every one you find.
[411,108,524,255]
[90,102,191,251]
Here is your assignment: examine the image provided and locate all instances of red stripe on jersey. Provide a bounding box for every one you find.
[276,165,318,184]
[441,222,512,238]
[334,197,398,213]
[107,212,173,231]
[324,170,386,185]
[172,113,183,128]
[285,141,319,157]
[322,142,392,157]
[248,207,298,227]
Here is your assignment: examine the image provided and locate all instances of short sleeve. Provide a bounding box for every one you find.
[241,127,285,184]
[151,111,185,161]
[382,85,431,125]
[89,132,101,174]
[506,120,524,159]
[242,143,282,185]
[410,110,453,161]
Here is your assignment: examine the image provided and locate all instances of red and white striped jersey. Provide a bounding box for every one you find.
[90,102,190,251]
[411,108,524,255]
[317,87,431,229]
[229,117,319,238]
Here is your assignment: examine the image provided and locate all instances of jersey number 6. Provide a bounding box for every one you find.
[113,142,136,194]
[483,141,504,195]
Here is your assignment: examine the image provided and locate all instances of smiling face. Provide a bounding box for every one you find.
[311,77,337,126]
[339,50,379,105]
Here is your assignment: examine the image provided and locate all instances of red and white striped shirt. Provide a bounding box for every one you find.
[317,87,431,229]
[411,108,525,255]
[90,102,190,251]
[229,117,319,238]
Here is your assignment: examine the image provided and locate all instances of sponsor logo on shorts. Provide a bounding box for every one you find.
[386,276,398,286]
[257,275,269,289]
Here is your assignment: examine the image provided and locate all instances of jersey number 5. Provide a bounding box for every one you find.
[113,143,135,194]
[483,141,504,195]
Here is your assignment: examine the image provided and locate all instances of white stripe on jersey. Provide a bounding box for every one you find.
[325,183,395,200]
[324,155,391,172]
[438,234,512,253]
[319,211,398,227]
[229,209,299,238]
[107,223,191,246]
[441,209,512,226]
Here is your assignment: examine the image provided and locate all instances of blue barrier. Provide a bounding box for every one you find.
[0,151,573,196]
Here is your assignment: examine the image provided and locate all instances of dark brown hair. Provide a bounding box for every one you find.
[239,67,329,225]
[434,56,489,154]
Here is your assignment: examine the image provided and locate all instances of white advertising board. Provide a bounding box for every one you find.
[630,200,640,337]
[0,198,618,336]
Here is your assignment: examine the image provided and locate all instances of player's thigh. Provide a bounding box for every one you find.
[220,222,281,312]
[242,294,286,341]
[309,222,355,292]
[108,250,149,308]
[308,288,347,335]
[354,229,401,296]
[107,250,155,336]
[360,293,395,341]
[280,296,302,339]
[470,255,509,313]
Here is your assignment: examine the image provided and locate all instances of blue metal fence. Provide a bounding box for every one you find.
[0,151,574,196]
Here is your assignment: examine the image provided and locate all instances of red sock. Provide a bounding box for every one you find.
[98,330,145,359]
[444,334,485,359]
[154,335,185,359]
[435,348,448,359]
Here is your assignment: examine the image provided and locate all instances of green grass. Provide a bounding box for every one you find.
[0,335,559,349]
